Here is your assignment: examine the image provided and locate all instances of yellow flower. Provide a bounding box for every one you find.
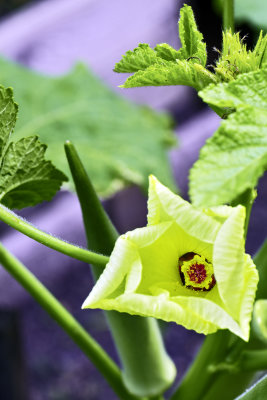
[83,176,258,341]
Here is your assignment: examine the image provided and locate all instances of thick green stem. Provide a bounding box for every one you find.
[223,0,234,32]
[64,141,176,398]
[0,204,109,267]
[170,331,231,400]
[0,242,138,400]
[239,350,267,372]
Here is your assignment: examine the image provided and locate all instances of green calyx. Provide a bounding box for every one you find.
[179,253,216,291]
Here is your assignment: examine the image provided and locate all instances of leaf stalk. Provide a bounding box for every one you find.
[0,204,109,267]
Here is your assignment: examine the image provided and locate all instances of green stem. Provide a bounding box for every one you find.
[0,204,109,267]
[0,241,138,400]
[223,0,234,32]
[170,331,231,400]
[239,350,267,371]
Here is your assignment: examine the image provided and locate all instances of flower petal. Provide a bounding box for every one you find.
[147,175,222,243]
[239,254,259,340]
[85,289,246,339]
[213,205,246,319]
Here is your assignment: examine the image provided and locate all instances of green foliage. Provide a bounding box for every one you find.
[115,4,267,94]
[236,374,267,399]
[190,68,267,207]
[121,60,216,90]
[115,5,210,89]
[178,4,207,66]
[199,67,267,110]
[214,0,267,31]
[215,30,267,82]
[0,85,67,209]
[235,0,267,30]
[0,58,177,197]
[114,43,161,73]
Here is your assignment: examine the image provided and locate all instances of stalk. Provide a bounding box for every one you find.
[0,241,138,400]
[64,141,176,398]
[170,331,231,400]
[223,0,234,32]
[0,204,108,267]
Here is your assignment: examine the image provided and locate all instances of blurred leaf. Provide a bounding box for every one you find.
[235,0,267,31]
[235,374,267,399]
[190,68,267,207]
[0,58,177,197]
[0,85,67,209]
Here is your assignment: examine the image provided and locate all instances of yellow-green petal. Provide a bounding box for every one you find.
[213,205,246,319]
[147,175,222,243]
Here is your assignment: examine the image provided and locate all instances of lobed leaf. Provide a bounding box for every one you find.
[114,4,209,89]
[190,67,267,207]
[190,106,267,207]
[0,86,67,209]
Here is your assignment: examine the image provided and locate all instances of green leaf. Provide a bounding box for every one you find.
[114,5,209,90]
[190,106,267,206]
[0,58,177,197]
[121,60,216,90]
[235,374,267,400]
[0,86,17,158]
[190,68,267,207]
[178,4,207,66]
[114,43,161,73]
[0,136,67,209]
[203,64,267,111]
[0,85,67,209]
[154,43,182,62]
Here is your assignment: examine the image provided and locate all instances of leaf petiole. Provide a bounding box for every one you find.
[0,204,109,267]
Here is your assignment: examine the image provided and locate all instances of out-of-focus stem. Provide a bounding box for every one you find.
[223,0,234,32]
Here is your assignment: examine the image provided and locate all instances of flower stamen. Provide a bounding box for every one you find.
[178,252,216,291]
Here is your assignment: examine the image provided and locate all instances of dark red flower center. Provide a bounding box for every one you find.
[178,252,216,292]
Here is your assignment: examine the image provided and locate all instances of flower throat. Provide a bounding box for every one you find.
[178,252,216,291]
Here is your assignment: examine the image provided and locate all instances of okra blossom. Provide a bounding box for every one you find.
[83,176,258,341]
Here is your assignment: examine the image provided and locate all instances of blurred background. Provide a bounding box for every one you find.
[0,0,265,399]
